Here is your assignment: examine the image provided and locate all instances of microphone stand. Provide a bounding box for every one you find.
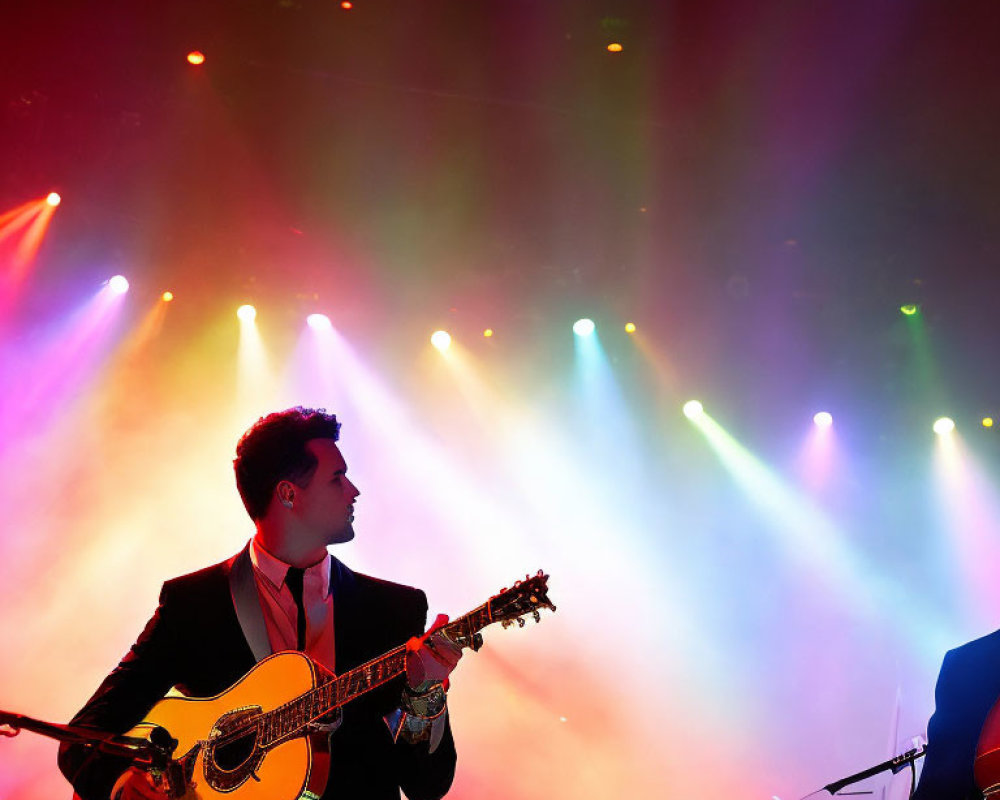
[0,708,185,795]
[823,745,927,795]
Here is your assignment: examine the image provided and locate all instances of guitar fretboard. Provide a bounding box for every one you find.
[259,604,492,747]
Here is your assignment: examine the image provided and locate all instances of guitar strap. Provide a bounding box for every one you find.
[227,545,272,663]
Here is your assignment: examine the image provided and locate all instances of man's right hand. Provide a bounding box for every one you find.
[110,767,171,800]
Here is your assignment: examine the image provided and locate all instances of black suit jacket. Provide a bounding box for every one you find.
[914,629,1000,800]
[58,549,456,800]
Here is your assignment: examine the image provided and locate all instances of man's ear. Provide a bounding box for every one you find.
[276,481,296,508]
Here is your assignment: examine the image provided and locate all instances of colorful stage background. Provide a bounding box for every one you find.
[2,2,1000,799]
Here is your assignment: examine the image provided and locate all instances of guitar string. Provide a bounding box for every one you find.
[206,647,409,750]
[199,597,538,752]
[205,607,488,750]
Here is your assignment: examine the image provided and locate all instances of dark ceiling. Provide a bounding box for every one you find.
[3,0,1000,440]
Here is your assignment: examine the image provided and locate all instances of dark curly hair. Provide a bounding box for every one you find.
[234,407,342,520]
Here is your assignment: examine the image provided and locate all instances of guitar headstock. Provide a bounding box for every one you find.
[491,570,556,629]
[441,571,555,651]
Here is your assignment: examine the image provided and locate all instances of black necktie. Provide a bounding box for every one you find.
[285,567,307,651]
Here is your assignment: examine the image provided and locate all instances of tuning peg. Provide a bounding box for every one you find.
[501,619,512,629]
[532,610,540,623]
[517,617,525,628]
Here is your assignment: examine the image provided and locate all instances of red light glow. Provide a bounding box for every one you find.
[0,198,58,298]
[187,51,205,65]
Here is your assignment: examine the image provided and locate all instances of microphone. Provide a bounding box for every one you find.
[822,745,926,795]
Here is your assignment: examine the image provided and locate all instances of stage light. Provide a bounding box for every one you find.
[46,192,61,207]
[933,417,955,435]
[573,318,595,336]
[813,411,833,428]
[625,322,636,333]
[341,1,353,7]
[683,400,704,420]
[984,417,994,429]
[307,313,332,330]
[483,328,494,338]
[431,330,451,352]
[108,275,129,295]
[900,304,919,316]
[187,51,205,65]
[162,291,173,302]
[607,43,623,53]
[237,304,257,322]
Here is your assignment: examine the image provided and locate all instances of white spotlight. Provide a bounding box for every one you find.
[237,304,257,322]
[108,275,130,295]
[813,411,833,428]
[307,313,332,330]
[573,318,596,336]
[933,417,955,435]
[431,330,452,352]
[683,400,704,419]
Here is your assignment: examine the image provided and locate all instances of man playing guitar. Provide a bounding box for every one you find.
[58,407,463,800]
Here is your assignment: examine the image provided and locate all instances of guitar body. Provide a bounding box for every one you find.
[127,651,330,800]
[114,571,553,800]
[977,694,1000,796]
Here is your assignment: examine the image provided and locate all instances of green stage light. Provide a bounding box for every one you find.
[683,400,704,420]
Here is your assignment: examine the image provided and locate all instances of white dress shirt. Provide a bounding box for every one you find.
[249,537,336,672]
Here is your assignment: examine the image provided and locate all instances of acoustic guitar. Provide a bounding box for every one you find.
[125,571,554,800]
[977,691,1000,796]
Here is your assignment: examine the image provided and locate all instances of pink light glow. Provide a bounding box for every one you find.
[108,275,130,294]
[0,199,56,313]
[813,411,833,427]
[933,434,1000,631]
[798,416,837,493]
[0,283,129,443]
[307,313,332,330]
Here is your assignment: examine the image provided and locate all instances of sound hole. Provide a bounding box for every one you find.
[213,728,258,772]
[205,706,265,790]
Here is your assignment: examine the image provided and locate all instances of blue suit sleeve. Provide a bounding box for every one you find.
[914,648,986,800]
